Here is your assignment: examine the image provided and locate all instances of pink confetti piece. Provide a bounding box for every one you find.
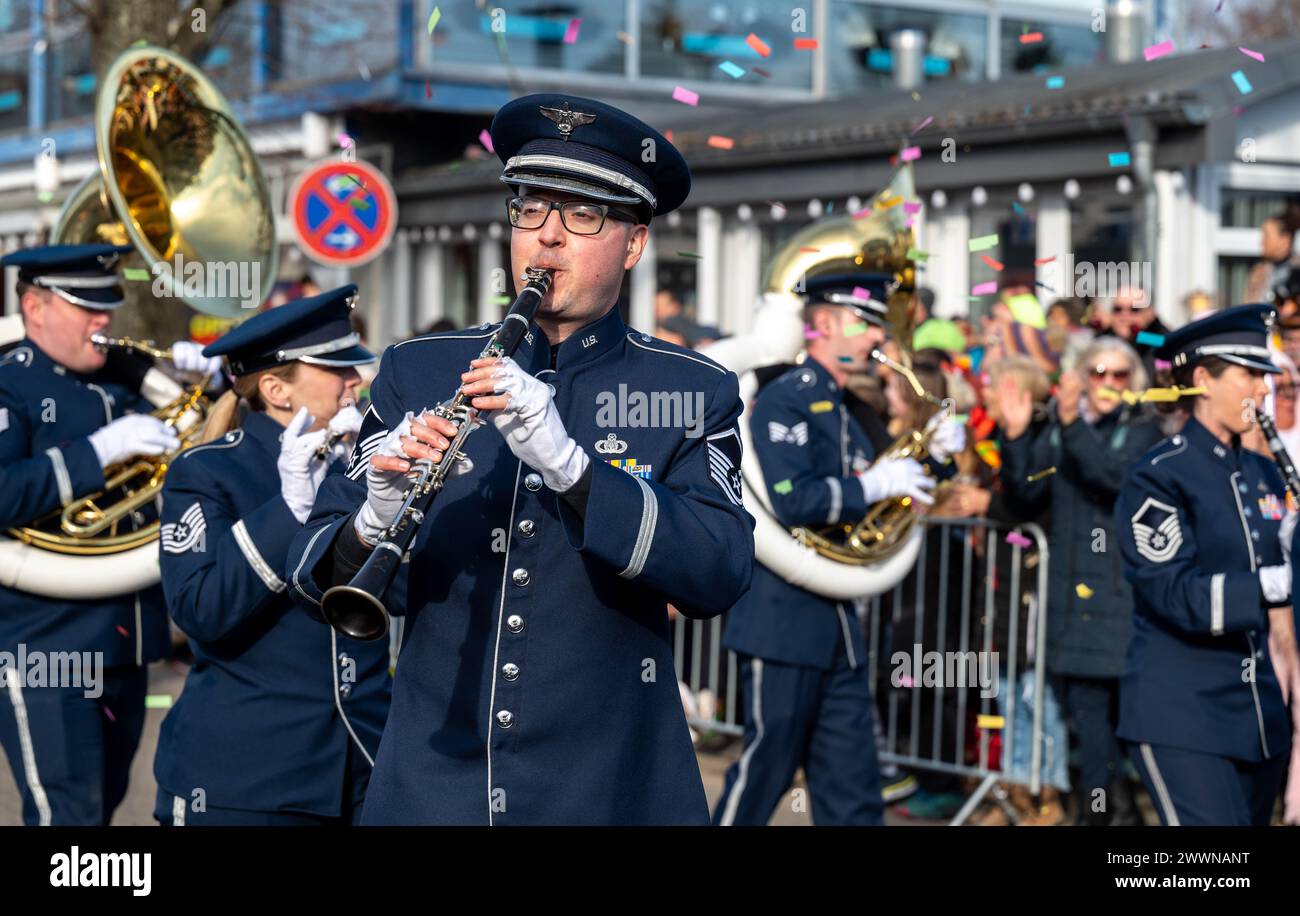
[116,625,129,637]
[903,201,921,214]
[852,286,875,302]
[1005,531,1033,549]
[900,675,914,688]
[911,115,933,135]
[103,706,116,723]
[672,85,699,106]
[900,145,921,162]
[563,18,581,44]
[803,328,822,340]
[1239,47,1265,62]
[851,207,872,220]
[905,217,915,229]
[478,129,494,153]
[1144,40,1173,62]
[336,132,353,147]
[1154,358,1172,371]
[971,281,998,296]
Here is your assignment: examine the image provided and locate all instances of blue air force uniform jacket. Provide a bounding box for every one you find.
[722,358,878,670]
[286,307,754,825]
[1115,417,1291,762]
[156,411,391,816]
[0,339,168,667]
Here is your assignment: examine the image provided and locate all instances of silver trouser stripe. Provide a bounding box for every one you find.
[232,519,286,593]
[719,658,764,827]
[1210,573,1225,635]
[825,477,842,525]
[45,447,73,506]
[172,795,186,826]
[1140,743,1181,826]
[619,476,659,579]
[6,677,52,826]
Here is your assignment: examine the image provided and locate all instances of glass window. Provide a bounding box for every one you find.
[1220,189,1295,230]
[640,0,809,90]
[46,37,95,123]
[829,1,986,92]
[0,0,30,35]
[0,43,28,132]
[1218,255,1259,310]
[1000,19,1102,74]
[276,0,399,87]
[420,0,623,77]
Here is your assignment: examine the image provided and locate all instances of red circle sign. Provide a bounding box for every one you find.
[289,159,398,268]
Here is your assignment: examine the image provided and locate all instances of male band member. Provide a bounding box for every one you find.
[714,274,966,826]
[0,244,220,825]
[287,94,754,825]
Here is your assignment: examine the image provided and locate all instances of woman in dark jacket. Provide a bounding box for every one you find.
[998,336,1163,824]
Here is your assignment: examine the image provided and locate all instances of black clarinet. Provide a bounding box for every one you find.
[1256,408,1300,499]
[320,267,554,641]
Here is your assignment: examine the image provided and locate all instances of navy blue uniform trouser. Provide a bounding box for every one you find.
[1062,676,1124,822]
[1129,741,1286,826]
[0,665,148,826]
[713,642,883,826]
[154,733,371,826]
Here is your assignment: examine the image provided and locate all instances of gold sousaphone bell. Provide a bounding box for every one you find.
[762,167,951,565]
[1,46,277,598]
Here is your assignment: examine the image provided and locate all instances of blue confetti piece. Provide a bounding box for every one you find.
[1108,151,1131,168]
[1045,76,1065,89]
[1231,70,1253,95]
[1135,330,1165,347]
[1012,202,1025,215]
[718,60,745,79]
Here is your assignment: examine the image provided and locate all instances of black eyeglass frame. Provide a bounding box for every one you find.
[506,196,642,235]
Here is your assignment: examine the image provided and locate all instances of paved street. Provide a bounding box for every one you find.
[0,662,934,826]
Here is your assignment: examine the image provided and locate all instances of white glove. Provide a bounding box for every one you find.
[171,340,223,377]
[1280,510,1298,558]
[87,414,180,468]
[1260,564,1291,604]
[325,404,364,464]
[859,456,935,507]
[354,409,475,544]
[926,413,966,464]
[277,407,330,525]
[486,357,589,493]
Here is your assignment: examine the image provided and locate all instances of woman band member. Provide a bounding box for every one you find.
[154,285,391,826]
[1116,304,1300,825]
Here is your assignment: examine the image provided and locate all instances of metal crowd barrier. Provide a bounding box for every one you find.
[672,517,1051,826]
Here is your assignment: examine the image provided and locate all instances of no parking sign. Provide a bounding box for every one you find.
[289,159,398,268]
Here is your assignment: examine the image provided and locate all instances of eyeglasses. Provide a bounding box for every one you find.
[506,196,639,236]
[1089,364,1132,382]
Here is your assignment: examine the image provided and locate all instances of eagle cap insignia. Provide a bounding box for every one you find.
[539,101,596,140]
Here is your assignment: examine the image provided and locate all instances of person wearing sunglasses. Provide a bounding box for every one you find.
[998,336,1163,825]
[1102,285,1170,383]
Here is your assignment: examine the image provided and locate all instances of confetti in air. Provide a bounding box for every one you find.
[672,86,699,106]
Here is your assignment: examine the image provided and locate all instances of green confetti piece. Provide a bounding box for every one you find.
[677,250,703,259]
[843,321,868,337]
[427,6,441,34]
[968,234,999,252]
[490,295,512,305]
[906,247,931,262]
[145,694,173,709]
[122,267,150,281]
[773,479,793,495]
